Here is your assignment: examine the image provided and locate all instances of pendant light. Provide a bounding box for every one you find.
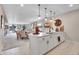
[44,8,47,21]
[38,4,41,20]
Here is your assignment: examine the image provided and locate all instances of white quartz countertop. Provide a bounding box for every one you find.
[29,32,64,38]
[29,32,50,38]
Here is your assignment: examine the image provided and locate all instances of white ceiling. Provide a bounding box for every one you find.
[2,4,79,24]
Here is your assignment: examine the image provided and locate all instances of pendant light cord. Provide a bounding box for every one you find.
[50,10,52,20]
[53,11,56,19]
[38,4,40,17]
[45,8,47,18]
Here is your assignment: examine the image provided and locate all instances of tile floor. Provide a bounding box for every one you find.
[0,40,30,55]
[0,32,79,55]
[47,40,79,55]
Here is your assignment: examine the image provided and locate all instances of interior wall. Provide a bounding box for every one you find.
[0,6,3,28]
[57,9,79,41]
[0,5,5,51]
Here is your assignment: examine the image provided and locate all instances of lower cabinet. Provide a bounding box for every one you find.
[30,32,65,55]
[30,37,41,55]
[39,36,55,54]
[39,36,49,54]
[48,35,54,51]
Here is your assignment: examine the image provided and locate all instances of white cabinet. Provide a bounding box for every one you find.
[30,37,40,55]
[29,32,65,55]
[39,36,49,54]
[55,32,65,43]
[48,35,54,51]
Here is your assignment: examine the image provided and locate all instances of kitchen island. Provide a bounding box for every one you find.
[29,32,65,55]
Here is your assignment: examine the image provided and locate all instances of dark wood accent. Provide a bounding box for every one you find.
[58,36,60,42]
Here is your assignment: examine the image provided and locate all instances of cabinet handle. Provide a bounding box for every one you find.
[57,36,60,42]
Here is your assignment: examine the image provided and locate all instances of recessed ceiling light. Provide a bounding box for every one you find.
[20,4,24,7]
[69,4,73,7]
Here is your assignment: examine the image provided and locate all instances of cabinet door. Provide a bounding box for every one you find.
[56,32,64,43]
[53,32,65,46]
[30,37,41,55]
[39,36,49,54]
[52,35,59,47]
[60,32,65,42]
[48,35,54,50]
